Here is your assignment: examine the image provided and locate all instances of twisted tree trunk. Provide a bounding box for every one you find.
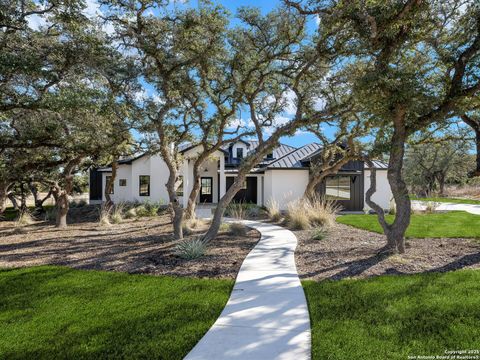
[104,159,118,210]
[184,152,210,220]
[52,158,81,229]
[365,108,410,254]
[461,114,480,176]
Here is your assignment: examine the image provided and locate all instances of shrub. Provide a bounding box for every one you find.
[111,203,126,224]
[15,210,35,227]
[175,237,206,260]
[425,201,440,214]
[266,199,282,222]
[229,222,248,236]
[124,207,137,219]
[99,205,111,226]
[219,223,230,232]
[286,196,339,230]
[135,201,160,217]
[44,208,56,222]
[311,228,326,240]
[226,203,246,219]
[286,202,310,230]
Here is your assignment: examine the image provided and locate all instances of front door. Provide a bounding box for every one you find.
[200,177,213,203]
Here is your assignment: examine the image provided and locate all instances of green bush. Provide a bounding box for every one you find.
[175,237,206,260]
[311,228,326,240]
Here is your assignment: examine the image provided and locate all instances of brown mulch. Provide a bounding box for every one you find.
[0,208,260,279]
[294,223,480,281]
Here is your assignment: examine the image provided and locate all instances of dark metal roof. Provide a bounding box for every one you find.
[266,143,322,169]
[364,160,388,169]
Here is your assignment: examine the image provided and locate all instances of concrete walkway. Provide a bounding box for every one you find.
[185,220,311,360]
[411,200,480,215]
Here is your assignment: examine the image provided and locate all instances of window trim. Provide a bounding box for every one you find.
[119,179,127,187]
[139,175,150,197]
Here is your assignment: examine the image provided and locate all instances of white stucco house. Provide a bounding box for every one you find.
[89,140,393,212]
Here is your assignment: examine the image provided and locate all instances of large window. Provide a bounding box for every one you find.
[106,176,114,194]
[139,175,150,196]
[325,176,350,200]
[201,178,212,195]
[236,147,244,159]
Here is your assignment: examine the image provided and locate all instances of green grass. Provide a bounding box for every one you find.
[303,270,480,360]
[1,205,55,221]
[337,211,480,238]
[410,196,480,205]
[0,266,233,359]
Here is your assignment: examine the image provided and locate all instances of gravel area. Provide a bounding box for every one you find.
[295,222,480,281]
[0,208,260,279]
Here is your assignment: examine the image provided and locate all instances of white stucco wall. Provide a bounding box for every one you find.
[263,169,310,210]
[101,166,132,202]
[232,142,248,158]
[364,169,393,211]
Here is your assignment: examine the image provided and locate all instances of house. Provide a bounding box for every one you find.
[89,140,393,212]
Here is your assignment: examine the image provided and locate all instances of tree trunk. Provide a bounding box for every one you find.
[104,159,118,210]
[55,192,69,228]
[461,114,480,176]
[19,183,27,212]
[203,172,247,243]
[185,152,211,220]
[0,183,9,215]
[384,109,410,253]
[184,162,201,220]
[8,193,18,210]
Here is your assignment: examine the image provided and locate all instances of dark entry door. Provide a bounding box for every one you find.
[226,176,257,203]
[200,177,213,203]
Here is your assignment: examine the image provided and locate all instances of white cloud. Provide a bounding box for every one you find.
[283,89,297,115]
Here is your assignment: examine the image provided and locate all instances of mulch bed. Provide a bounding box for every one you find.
[294,223,480,281]
[0,207,260,279]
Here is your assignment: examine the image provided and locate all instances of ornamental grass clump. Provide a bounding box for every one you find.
[266,199,282,222]
[98,205,111,226]
[286,196,339,230]
[229,222,248,236]
[175,237,206,260]
[15,210,35,227]
[110,203,126,224]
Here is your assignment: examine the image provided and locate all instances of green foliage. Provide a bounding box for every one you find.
[311,228,326,241]
[303,270,480,360]
[175,238,207,260]
[337,211,480,238]
[404,138,474,196]
[0,266,232,359]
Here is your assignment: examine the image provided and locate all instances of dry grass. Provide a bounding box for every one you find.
[98,205,111,227]
[443,182,480,200]
[286,196,339,230]
[266,199,282,222]
[229,222,248,236]
[226,203,246,219]
[15,210,35,227]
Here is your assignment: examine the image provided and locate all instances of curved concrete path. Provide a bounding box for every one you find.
[411,200,480,215]
[185,220,311,360]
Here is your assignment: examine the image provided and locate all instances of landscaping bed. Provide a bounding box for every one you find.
[0,208,260,279]
[0,266,232,359]
[294,223,480,281]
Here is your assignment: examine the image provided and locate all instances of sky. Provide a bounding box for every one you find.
[27,0,332,149]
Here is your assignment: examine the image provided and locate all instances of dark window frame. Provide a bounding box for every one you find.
[236,147,244,159]
[119,179,127,187]
[139,175,150,196]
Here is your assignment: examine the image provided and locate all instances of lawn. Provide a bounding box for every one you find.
[303,269,480,360]
[1,205,55,221]
[337,211,480,238]
[0,266,233,359]
[410,196,480,205]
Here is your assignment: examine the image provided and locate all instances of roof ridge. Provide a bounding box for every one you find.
[266,143,313,167]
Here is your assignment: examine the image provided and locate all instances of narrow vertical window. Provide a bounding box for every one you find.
[236,148,244,159]
[139,175,150,196]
